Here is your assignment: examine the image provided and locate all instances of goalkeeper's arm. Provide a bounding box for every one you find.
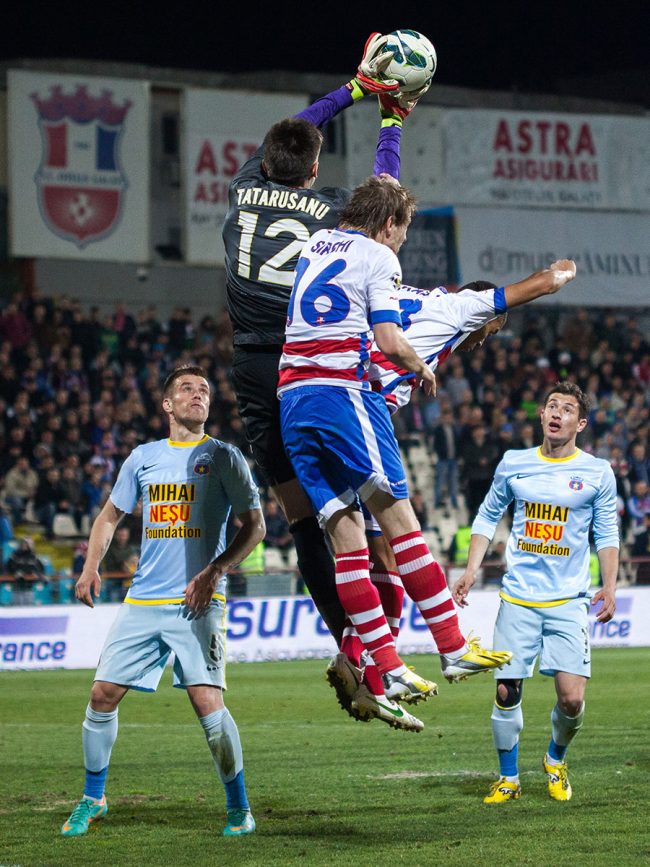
[295,32,398,130]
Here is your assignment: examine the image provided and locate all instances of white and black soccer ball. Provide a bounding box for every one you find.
[380,29,437,98]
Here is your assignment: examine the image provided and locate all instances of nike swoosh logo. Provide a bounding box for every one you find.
[142,465,155,471]
[371,698,404,718]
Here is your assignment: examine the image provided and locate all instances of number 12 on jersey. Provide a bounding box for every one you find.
[236,211,311,287]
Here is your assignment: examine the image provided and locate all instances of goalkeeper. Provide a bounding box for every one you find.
[223,33,426,649]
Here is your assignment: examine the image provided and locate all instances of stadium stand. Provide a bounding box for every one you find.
[0,291,648,602]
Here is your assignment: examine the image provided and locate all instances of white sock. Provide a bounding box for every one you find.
[443,642,469,661]
[387,664,408,677]
[545,753,563,767]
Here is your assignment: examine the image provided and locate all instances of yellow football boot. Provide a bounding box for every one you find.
[483,777,521,804]
[543,756,572,801]
[441,634,513,683]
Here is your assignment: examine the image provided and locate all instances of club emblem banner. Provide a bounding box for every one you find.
[9,70,150,262]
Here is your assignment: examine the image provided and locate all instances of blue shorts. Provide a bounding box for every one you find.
[94,600,227,691]
[493,596,591,680]
[280,385,408,525]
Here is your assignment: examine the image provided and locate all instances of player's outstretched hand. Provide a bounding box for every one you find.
[591,587,616,623]
[548,259,577,290]
[377,172,400,187]
[355,32,400,94]
[75,569,101,608]
[452,571,476,607]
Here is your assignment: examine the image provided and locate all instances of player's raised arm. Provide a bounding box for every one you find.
[503,259,577,308]
[295,33,399,131]
[75,500,125,608]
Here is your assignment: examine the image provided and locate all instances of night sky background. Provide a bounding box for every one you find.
[3,1,649,99]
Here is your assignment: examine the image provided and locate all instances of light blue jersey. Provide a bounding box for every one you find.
[110,435,260,603]
[472,447,619,604]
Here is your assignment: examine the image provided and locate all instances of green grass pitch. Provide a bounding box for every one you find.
[1,648,650,866]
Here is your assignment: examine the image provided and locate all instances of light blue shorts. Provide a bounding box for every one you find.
[280,385,408,526]
[493,596,591,679]
[94,600,227,691]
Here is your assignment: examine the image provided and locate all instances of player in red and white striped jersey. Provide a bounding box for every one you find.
[343,261,579,710]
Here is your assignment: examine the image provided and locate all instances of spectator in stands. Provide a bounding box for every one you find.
[482,540,507,585]
[72,541,88,576]
[102,525,139,601]
[81,466,105,523]
[627,481,650,546]
[446,358,472,407]
[59,465,85,533]
[263,499,293,566]
[2,455,38,523]
[0,505,14,571]
[0,300,32,349]
[448,525,472,566]
[410,489,430,531]
[628,442,650,486]
[102,525,139,577]
[432,408,460,512]
[33,467,68,539]
[6,536,45,601]
[460,425,500,523]
[167,307,192,354]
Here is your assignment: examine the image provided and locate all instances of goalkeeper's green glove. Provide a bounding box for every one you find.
[346,32,400,102]
[377,91,420,128]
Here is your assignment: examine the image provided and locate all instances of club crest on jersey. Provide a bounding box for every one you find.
[30,84,132,247]
[194,453,212,475]
[569,476,584,491]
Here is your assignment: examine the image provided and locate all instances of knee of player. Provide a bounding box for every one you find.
[496,679,523,709]
[90,680,122,711]
[559,695,584,718]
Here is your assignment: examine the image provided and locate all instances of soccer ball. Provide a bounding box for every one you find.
[380,29,437,98]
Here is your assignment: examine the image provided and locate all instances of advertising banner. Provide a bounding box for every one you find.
[183,89,306,265]
[347,104,650,213]
[8,70,150,262]
[444,109,650,211]
[1,589,647,671]
[456,207,650,305]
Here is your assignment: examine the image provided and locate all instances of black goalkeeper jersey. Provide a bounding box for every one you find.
[223,147,350,347]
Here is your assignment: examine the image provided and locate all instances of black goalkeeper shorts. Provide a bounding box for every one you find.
[231,346,296,488]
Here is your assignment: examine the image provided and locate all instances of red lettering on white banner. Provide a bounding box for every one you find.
[493,119,596,158]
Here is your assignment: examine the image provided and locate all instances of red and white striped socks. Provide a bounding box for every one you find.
[389,531,466,655]
[334,549,402,675]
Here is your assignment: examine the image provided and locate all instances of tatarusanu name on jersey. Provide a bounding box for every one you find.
[235,187,332,221]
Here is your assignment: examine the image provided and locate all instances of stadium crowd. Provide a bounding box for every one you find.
[0,290,648,598]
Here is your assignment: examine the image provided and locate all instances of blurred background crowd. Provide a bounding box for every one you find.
[0,291,648,603]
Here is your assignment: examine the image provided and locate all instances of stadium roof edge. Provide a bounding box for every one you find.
[0,58,646,117]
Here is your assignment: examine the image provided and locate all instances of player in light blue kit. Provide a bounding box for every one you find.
[61,366,265,838]
[452,382,619,803]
